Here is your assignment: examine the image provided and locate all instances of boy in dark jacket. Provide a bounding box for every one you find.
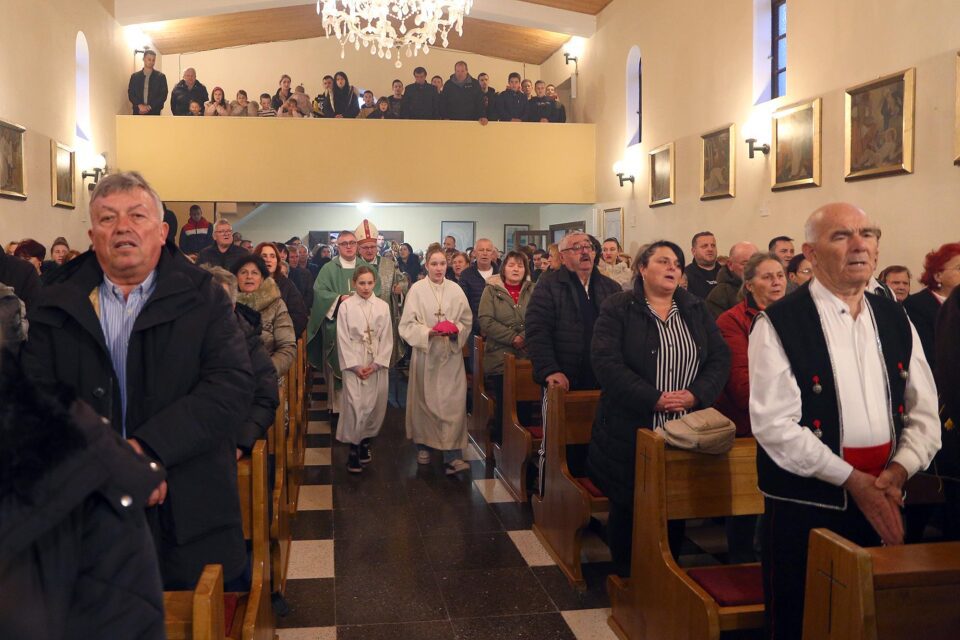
[478,72,497,120]
[401,67,440,119]
[494,73,529,122]
[440,61,486,123]
[526,80,556,123]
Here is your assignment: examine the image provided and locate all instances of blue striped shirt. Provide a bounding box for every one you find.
[98,270,157,436]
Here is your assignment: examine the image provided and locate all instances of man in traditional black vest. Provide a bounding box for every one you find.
[748,202,940,640]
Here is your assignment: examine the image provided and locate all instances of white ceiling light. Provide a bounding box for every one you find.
[317,0,473,68]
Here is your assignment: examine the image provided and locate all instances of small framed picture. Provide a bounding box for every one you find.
[700,124,735,200]
[772,98,822,190]
[601,207,624,244]
[51,141,76,208]
[440,221,476,252]
[845,67,915,180]
[503,224,529,253]
[649,142,675,207]
[0,118,27,200]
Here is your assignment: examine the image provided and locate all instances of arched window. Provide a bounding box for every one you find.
[626,46,642,147]
[75,32,91,144]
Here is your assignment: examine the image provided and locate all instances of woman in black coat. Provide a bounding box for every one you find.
[0,356,166,639]
[254,241,309,337]
[936,286,960,538]
[586,240,730,576]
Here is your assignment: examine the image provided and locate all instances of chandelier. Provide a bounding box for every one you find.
[316,0,474,68]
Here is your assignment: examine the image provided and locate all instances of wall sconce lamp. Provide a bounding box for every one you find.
[614,160,635,187]
[82,153,108,191]
[746,138,770,159]
[564,53,578,66]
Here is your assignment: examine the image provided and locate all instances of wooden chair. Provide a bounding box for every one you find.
[531,385,605,588]
[607,430,765,640]
[468,336,497,462]
[802,528,960,640]
[493,354,542,502]
[165,440,274,639]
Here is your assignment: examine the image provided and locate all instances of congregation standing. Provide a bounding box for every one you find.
[2,176,959,639]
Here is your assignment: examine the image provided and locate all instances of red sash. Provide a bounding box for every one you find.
[843,441,892,478]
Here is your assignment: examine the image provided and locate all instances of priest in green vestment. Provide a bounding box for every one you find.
[307,229,380,415]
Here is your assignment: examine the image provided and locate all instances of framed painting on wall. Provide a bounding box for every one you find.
[51,141,76,209]
[441,221,476,252]
[549,221,585,245]
[601,207,624,244]
[504,224,529,252]
[0,118,26,200]
[844,67,915,180]
[700,124,735,200]
[772,98,822,190]
[649,142,675,207]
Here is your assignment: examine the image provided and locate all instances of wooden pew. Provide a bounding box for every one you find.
[269,398,291,595]
[607,430,765,640]
[531,385,605,588]
[802,528,960,640]
[493,354,542,502]
[468,336,497,462]
[165,440,274,639]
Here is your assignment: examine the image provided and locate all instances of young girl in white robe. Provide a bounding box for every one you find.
[399,244,473,475]
[336,266,393,473]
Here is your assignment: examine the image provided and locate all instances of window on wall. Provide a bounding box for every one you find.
[626,46,642,146]
[76,32,91,143]
[771,0,786,98]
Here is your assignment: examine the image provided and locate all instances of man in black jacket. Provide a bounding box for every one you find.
[198,219,247,270]
[127,50,167,115]
[440,61,488,124]
[400,67,440,120]
[0,250,40,311]
[21,172,254,591]
[478,72,497,120]
[170,68,209,116]
[526,80,556,123]
[494,73,528,122]
[459,238,498,334]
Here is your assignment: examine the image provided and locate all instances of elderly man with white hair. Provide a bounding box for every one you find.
[21,171,255,591]
[705,240,759,318]
[749,202,940,640]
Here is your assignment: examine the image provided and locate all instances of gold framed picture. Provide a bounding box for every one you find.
[845,67,915,180]
[700,124,735,200]
[772,98,822,190]
[648,142,675,207]
[0,118,27,200]
[955,52,959,165]
[51,141,76,209]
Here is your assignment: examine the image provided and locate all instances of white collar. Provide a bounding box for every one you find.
[810,278,865,316]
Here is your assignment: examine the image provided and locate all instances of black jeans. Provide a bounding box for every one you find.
[760,498,880,640]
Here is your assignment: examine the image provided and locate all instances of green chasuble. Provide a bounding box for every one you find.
[306,256,381,385]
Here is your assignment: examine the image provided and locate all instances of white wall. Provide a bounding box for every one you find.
[160,36,541,106]
[0,0,130,250]
[234,202,541,251]
[536,0,960,278]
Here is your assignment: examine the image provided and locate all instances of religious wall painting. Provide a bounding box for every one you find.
[700,124,735,200]
[649,142,675,207]
[772,98,822,190]
[845,67,915,180]
[503,224,529,253]
[51,141,76,209]
[440,221,475,252]
[0,118,26,200]
[601,208,624,245]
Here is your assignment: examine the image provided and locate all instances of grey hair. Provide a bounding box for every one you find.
[201,265,238,305]
[558,231,588,251]
[740,252,783,296]
[89,171,164,223]
[214,218,232,229]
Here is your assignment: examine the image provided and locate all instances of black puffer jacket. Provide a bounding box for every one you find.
[0,367,165,639]
[525,266,621,388]
[440,74,483,120]
[459,263,498,333]
[586,285,730,506]
[0,252,40,312]
[400,82,440,119]
[235,304,280,452]
[276,273,308,337]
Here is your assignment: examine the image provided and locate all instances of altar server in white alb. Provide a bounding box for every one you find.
[337,266,393,473]
[399,243,474,475]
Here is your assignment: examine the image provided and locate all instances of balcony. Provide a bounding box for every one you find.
[116,116,596,204]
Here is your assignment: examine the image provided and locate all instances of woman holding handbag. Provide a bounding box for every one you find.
[586,240,730,577]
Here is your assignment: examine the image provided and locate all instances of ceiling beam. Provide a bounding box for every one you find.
[117,0,594,37]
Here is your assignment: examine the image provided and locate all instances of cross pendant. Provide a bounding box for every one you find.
[435,309,445,322]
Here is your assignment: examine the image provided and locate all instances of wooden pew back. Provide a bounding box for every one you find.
[468,336,496,460]
[803,528,960,640]
[163,564,225,640]
[241,440,274,640]
[493,354,542,502]
[608,430,764,639]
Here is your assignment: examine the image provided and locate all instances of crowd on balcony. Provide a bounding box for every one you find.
[127,50,567,123]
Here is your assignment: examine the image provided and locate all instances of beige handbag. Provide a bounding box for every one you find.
[661,408,736,454]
